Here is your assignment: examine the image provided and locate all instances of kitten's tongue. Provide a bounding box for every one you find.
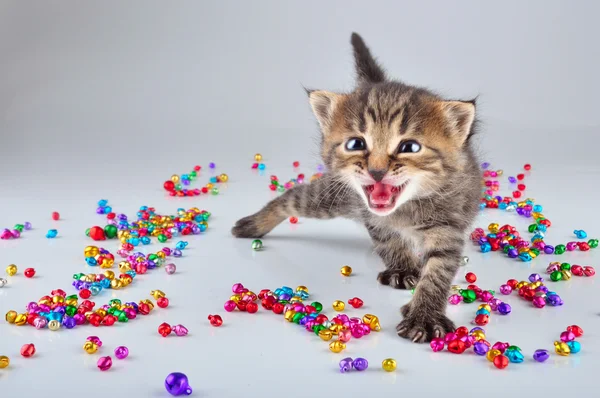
[370,182,393,205]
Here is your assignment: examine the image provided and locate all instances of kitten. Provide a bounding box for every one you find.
[232,33,481,343]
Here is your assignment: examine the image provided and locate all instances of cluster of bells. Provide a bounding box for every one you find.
[73,244,183,296]
[498,273,565,309]
[158,322,189,337]
[430,324,584,368]
[1,221,32,240]
[474,220,598,262]
[267,172,324,193]
[431,326,538,369]
[546,261,595,282]
[82,336,129,371]
[553,325,584,356]
[337,357,398,373]
[90,203,211,247]
[5,289,162,330]
[448,284,512,318]
[220,283,381,355]
[163,164,228,197]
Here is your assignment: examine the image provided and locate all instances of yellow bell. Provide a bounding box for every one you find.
[318,329,333,341]
[0,355,9,369]
[14,313,27,326]
[329,340,346,353]
[488,223,499,233]
[84,246,100,258]
[471,330,486,341]
[332,300,345,312]
[5,310,18,324]
[296,285,308,293]
[478,304,491,312]
[554,341,571,356]
[382,358,397,372]
[5,264,17,276]
[110,279,122,289]
[284,310,296,322]
[83,341,98,354]
[486,349,501,362]
[151,290,166,299]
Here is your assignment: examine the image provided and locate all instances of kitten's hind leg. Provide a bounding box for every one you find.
[232,174,356,238]
[369,226,422,289]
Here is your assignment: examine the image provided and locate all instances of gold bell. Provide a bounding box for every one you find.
[110,279,122,289]
[329,340,346,353]
[363,314,381,331]
[486,349,501,362]
[5,310,18,324]
[284,310,295,322]
[382,358,397,372]
[14,313,28,326]
[471,330,486,341]
[554,341,571,356]
[150,290,166,299]
[318,329,333,341]
[332,300,345,312]
[5,264,17,276]
[83,341,98,354]
[104,270,115,280]
[84,246,100,258]
[329,324,344,333]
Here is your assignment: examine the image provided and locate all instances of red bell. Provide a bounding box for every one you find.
[20,343,36,357]
[348,297,364,309]
[158,322,172,337]
[157,297,169,308]
[246,302,258,313]
[447,339,466,354]
[89,226,106,241]
[208,314,223,327]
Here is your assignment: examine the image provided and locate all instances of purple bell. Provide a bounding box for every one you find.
[165,372,193,396]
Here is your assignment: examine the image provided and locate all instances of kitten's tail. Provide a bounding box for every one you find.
[350,32,386,84]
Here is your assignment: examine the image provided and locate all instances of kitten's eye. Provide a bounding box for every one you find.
[398,140,421,154]
[345,138,367,151]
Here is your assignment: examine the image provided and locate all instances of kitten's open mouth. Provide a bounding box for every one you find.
[362,181,408,212]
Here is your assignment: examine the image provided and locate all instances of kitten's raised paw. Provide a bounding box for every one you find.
[232,215,263,238]
[396,311,455,343]
[377,269,419,289]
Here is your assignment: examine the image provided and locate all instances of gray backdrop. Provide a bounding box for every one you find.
[2,0,599,176]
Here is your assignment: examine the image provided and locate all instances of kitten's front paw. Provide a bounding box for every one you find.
[396,311,455,343]
[232,215,263,238]
[377,269,419,289]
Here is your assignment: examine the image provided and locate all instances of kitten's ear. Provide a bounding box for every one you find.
[351,33,386,84]
[308,90,341,132]
[442,100,476,146]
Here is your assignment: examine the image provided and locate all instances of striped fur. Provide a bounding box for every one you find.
[232,33,481,343]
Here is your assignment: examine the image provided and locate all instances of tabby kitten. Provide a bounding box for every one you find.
[232,33,481,343]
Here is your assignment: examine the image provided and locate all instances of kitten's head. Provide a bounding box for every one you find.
[308,33,477,216]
